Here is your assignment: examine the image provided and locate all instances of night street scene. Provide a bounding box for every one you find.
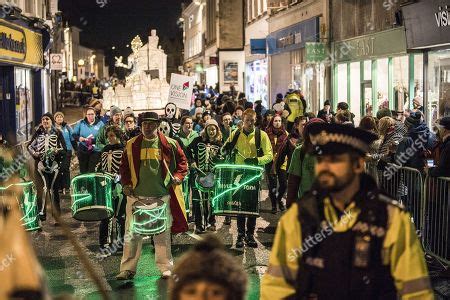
[1,0,450,299]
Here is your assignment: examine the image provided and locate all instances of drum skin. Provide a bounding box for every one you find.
[194,172,215,192]
[212,164,263,217]
[71,173,114,221]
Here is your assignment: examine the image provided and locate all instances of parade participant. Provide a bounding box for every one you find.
[178,116,199,151]
[96,126,125,253]
[116,112,188,280]
[286,118,324,208]
[233,106,244,126]
[265,115,288,213]
[89,98,108,124]
[28,113,67,222]
[169,235,247,300]
[97,105,124,151]
[187,119,223,233]
[123,112,141,142]
[72,106,105,173]
[261,123,432,299]
[220,113,234,143]
[54,111,75,194]
[194,110,211,133]
[222,109,273,248]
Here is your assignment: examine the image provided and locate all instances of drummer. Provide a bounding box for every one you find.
[222,109,273,248]
[116,111,188,280]
[187,119,224,234]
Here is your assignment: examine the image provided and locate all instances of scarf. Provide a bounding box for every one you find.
[266,119,288,173]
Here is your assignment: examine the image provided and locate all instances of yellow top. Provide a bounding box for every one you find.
[226,128,273,166]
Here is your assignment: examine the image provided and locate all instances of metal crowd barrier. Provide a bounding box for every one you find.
[423,176,450,265]
[60,90,94,107]
[368,162,450,266]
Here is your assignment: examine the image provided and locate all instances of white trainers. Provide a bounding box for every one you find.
[161,270,172,279]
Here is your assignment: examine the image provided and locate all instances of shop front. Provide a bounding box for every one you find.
[332,28,422,125]
[267,16,325,111]
[403,0,450,127]
[0,18,45,144]
[245,58,268,107]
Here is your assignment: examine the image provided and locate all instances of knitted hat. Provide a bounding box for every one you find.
[405,111,422,127]
[204,119,219,129]
[41,112,54,124]
[276,93,284,100]
[195,107,204,115]
[110,105,122,116]
[123,106,134,118]
[53,111,64,119]
[169,235,247,300]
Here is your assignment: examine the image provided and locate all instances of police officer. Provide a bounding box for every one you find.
[261,123,432,299]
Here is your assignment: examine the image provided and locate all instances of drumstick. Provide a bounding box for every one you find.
[162,159,175,180]
[194,166,207,176]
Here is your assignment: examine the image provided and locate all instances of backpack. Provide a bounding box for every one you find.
[225,128,263,162]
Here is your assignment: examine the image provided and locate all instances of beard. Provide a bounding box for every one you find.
[316,169,355,193]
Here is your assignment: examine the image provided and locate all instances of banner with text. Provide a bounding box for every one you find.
[168,73,195,110]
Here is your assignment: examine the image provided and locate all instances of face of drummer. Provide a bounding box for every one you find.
[179,281,228,300]
[206,125,217,139]
[273,115,282,129]
[315,152,365,192]
[243,113,256,132]
[107,130,120,145]
[141,120,159,139]
[41,116,52,130]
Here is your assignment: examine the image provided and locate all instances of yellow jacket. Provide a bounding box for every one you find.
[226,128,273,166]
[260,199,433,300]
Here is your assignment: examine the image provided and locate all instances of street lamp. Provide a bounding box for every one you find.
[111,46,116,50]
[78,59,85,66]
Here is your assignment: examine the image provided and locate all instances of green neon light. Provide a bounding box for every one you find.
[132,203,168,235]
[211,173,262,205]
[0,182,39,231]
[214,164,264,172]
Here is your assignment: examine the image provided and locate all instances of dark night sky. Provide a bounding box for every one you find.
[59,0,187,73]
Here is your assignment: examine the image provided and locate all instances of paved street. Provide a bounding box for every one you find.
[31,188,276,299]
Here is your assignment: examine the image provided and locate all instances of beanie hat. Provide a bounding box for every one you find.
[123,106,133,118]
[110,105,122,116]
[204,119,219,129]
[276,93,284,100]
[195,107,204,115]
[376,108,393,120]
[405,111,422,127]
[170,235,247,300]
[53,111,64,120]
[41,112,54,124]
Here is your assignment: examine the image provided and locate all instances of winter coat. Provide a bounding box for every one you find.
[72,118,105,153]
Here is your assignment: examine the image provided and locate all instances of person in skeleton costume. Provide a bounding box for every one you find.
[96,126,126,253]
[187,119,224,233]
[27,113,67,222]
[97,105,124,151]
[164,103,181,135]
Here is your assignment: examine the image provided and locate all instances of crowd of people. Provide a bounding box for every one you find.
[3,86,449,299]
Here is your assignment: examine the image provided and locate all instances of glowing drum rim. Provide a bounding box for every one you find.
[131,201,168,236]
[194,171,215,193]
[212,164,263,217]
[71,173,114,221]
[0,182,40,231]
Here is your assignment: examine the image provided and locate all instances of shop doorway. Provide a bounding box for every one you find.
[362,81,373,117]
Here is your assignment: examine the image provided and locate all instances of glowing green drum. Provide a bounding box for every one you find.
[71,173,114,221]
[131,202,168,236]
[0,182,40,231]
[212,164,263,217]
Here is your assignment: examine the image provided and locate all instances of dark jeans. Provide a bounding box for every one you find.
[267,169,287,208]
[35,167,61,218]
[237,216,257,237]
[192,188,215,229]
[99,189,126,246]
[77,150,101,174]
[58,151,72,190]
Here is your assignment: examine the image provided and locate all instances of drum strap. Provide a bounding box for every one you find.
[228,128,263,158]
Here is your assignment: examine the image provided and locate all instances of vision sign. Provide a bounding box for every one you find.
[168,73,195,110]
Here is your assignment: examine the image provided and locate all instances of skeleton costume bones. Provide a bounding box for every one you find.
[164,102,181,134]
[28,126,66,219]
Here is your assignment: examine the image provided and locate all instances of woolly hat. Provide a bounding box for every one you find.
[53,111,64,119]
[41,112,54,124]
[110,105,122,116]
[195,107,204,115]
[123,106,134,118]
[276,93,284,100]
[204,119,219,129]
[169,235,247,300]
[405,111,422,127]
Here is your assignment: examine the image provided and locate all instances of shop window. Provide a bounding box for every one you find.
[393,55,409,112]
[350,62,361,124]
[376,58,389,111]
[14,68,33,143]
[337,63,347,103]
[246,59,268,107]
[428,50,450,128]
[413,54,424,108]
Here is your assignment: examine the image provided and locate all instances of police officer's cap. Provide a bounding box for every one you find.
[308,123,377,156]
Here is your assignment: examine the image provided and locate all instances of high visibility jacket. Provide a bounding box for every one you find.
[261,198,433,299]
[225,128,273,166]
[285,93,304,123]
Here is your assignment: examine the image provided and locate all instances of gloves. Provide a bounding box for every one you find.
[244,157,259,166]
